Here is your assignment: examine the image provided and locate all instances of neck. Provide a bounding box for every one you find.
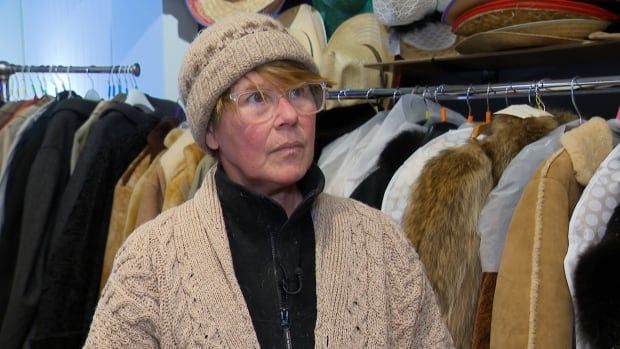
[267,185,303,217]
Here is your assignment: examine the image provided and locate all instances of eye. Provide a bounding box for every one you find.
[238,90,269,106]
[289,86,308,99]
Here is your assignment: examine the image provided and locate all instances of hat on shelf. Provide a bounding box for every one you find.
[455,18,611,54]
[451,0,619,36]
[185,0,283,26]
[313,0,373,38]
[319,13,394,109]
[441,0,487,25]
[455,31,584,54]
[277,4,327,68]
[372,0,437,26]
[398,21,461,60]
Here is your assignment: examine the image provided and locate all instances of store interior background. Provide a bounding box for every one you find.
[0,0,198,102]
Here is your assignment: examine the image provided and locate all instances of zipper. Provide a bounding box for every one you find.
[270,229,293,349]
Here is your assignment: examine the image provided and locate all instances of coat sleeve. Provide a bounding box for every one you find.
[383,221,455,348]
[83,226,161,348]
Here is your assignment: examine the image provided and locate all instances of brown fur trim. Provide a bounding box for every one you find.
[402,115,558,348]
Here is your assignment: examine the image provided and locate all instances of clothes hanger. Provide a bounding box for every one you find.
[534,80,546,111]
[84,67,102,101]
[485,83,493,124]
[434,85,448,124]
[66,66,74,99]
[124,64,155,112]
[570,77,584,125]
[466,85,474,124]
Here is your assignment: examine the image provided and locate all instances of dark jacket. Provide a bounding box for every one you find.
[30,103,160,348]
[0,98,97,348]
[216,164,324,349]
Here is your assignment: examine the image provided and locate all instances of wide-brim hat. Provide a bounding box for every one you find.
[452,0,618,36]
[455,31,585,54]
[277,4,327,68]
[455,18,610,54]
[319,13,394,109]
[185,0,275,26]
[441,0,487,25]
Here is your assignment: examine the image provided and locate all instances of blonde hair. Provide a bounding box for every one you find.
[211,60,331,129]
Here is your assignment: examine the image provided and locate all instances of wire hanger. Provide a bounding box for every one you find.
[534,79,546,111]
[570,77,584,125]
[485,83,493,124]
[466,85,474,123]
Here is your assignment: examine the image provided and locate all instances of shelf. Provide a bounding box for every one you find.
[366,40,620,81]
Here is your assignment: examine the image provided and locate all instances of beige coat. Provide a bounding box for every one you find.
[491,117,613,348]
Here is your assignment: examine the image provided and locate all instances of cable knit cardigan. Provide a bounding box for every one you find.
[84,167,453,348]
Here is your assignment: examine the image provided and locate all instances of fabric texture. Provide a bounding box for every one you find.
[84,166,454,348]
[162,142,205,211]
[178,12,318,153]
[565,124,620,349]
[402,114,560,349]
[216,164,322,348]
[491,117,613,349]
[30,104,160,348]
[0,98,96,349]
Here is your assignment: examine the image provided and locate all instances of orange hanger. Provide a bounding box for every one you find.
[485,83,493,125]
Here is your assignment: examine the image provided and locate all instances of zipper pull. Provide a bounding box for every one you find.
[280,307,293,349]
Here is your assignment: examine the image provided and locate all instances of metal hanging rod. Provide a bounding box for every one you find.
[0,62,140,79]
[327,75,620,101]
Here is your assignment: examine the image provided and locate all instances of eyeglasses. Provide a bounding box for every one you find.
[227,82,327,124]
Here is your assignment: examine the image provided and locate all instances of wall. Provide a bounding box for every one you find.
[0,0,197,101]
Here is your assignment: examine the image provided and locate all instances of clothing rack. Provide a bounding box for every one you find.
[326,75,620,102]
[0,62,141,102]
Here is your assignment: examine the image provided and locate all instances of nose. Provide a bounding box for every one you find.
[273,95,299,126]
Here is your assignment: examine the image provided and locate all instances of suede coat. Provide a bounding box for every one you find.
[491,117,613,349]
[402,115,560,349]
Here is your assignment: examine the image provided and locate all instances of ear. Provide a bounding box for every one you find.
[205,128,220,151]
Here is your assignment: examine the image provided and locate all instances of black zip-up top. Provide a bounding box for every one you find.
[215,164,324,349]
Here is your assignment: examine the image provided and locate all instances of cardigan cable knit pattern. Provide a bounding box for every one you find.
[84,167,453,348]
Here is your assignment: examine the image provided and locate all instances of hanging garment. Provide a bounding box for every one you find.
[472,121,575,349]
[0,103,40,169]
[161,142,205,211]
[100,118,177,291]
[187,153,216,199]
[350,128,427,208]
[0,98,97,348]
[565,141,620,349]
[69,97,125,174]
[573,201,620,349]
[30,103,161,348]
[402,114,561,349]
[132,127,187,228]
[382,125,473,224]
[491,117,613,349]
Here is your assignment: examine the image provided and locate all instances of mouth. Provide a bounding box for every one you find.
[272,142,304,153]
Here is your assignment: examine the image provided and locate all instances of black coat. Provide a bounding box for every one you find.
[0,98,97,349]
[30,103,160,348]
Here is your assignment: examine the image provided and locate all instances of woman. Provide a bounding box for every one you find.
[84,12,453,348]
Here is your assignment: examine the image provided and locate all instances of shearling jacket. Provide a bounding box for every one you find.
[84,167,454,348]
[491,117,613,349]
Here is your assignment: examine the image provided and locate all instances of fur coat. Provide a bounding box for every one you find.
[402,114,561,348]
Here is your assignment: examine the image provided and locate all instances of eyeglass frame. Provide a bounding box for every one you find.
[225,81,328,124]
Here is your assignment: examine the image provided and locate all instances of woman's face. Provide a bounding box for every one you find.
[205,71,316,195]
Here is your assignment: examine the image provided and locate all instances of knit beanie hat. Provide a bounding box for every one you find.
[178,12,319,153]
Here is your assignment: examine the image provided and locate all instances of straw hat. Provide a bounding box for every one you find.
[493,18,611,39]
[455,31,584,54]
[185,0,276,25]
[319,13,394,109]
[277,4,327,68]
[441,0,487,25]
[452,1,618,36]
